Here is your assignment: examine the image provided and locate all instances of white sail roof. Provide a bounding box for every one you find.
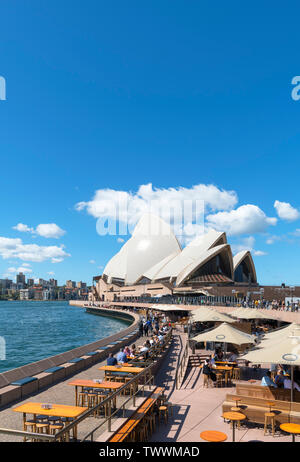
[148,230,227,281]
[103,214,181,285]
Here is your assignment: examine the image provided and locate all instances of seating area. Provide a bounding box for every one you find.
[107,387,166,442]
[0,326,140,408]
[222,383,300,436]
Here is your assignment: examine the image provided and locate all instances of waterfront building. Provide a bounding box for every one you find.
[19,289,34,300]
[66,280,76,289]
[27,278,34,287]
[91,214,258,302]
[16,272,25,289]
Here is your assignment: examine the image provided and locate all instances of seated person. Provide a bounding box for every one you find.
[107,353,117,366]
[228,351,238,362]
[274,370,285,388]
[116,348,127,363]
[131,344,137,356]
[261,370,277,388]
[123,346,131,356]
[140,343,149,359]
[283,377,300,391]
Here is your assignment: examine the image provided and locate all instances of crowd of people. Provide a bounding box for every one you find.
[261,365,300,390]
[114,295,300,312]
[106,310,172,365]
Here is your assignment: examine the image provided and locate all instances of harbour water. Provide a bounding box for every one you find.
[0,301,129,373]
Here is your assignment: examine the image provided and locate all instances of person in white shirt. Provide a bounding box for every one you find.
[283,377,300,391]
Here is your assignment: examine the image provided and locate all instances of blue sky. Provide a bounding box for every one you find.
[1,1,300,286]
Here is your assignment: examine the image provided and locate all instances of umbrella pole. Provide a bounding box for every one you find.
[291,366,294,403]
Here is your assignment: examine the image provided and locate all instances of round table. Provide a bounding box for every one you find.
[222,411,246,442]
[280,423,300,442]
[200,430,228,442]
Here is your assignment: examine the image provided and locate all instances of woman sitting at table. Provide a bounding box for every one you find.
[131,344,137,356]
[123,346,131,357]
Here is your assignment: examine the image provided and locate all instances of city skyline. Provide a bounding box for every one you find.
[1,2,300,286]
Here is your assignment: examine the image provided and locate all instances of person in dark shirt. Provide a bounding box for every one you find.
[107,353,117,366]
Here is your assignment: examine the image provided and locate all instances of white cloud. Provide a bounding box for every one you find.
[274,200,300,222]
[0,236,70,263]
[231,236,267,256]
[89,259,96,264]
[35,224,66,239]
[253,250,267,256]
[47,271,55,276]
[13,223,34,233]
[6,265,33,274]
[117,238,125,243]
[13,222,66,239]
[75,183,238,228]
[206,205,277,236]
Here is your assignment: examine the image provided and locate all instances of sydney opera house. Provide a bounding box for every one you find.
[92,214,258,302]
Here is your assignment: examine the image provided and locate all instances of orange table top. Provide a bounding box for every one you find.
[13,402,87,418]
[199,365,232,371]
[99,365,144,374]
[200,430,228,442]
[222,411,246,421]
[280,423,300,434]
[67,379,123,390]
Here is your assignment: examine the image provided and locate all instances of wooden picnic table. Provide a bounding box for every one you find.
[99,365,144,374]
[67,379,124,406]
[13,402,87,440]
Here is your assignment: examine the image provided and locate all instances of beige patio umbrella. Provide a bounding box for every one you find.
[241,331,300,401]
[192,322,256,346]
[230,307,276,320]
[191,307,235,323]
[263,322,300,340]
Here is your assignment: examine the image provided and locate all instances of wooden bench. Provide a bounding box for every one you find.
[107,386,164,442]
[222,393,292,425]
[236,383,300,402]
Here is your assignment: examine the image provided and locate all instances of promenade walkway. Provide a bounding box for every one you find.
[149,330,293,443]
[0,334,147,442]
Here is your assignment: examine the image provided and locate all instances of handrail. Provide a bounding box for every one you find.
[53,330,172,442]
[81,370,155,442]
[0,427,56,441]
[175,336,189,389]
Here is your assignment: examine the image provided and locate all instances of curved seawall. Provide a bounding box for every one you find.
[0,304,140,406]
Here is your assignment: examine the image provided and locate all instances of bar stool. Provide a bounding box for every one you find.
[232,368,240,380]
[264,412,275,436]
[137,421,148,441]
[203,374,211,388]
[35,422,50,436]
[215,373,223,388]
[165,401,173,417]
[24,420,37,441]
[49,422,64,437]
[61,417,75,440]
[158,405,168,424]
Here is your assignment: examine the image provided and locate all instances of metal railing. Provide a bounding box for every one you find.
[175,336,189,389]
[0,331,172,443]
[54,330,172,442]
